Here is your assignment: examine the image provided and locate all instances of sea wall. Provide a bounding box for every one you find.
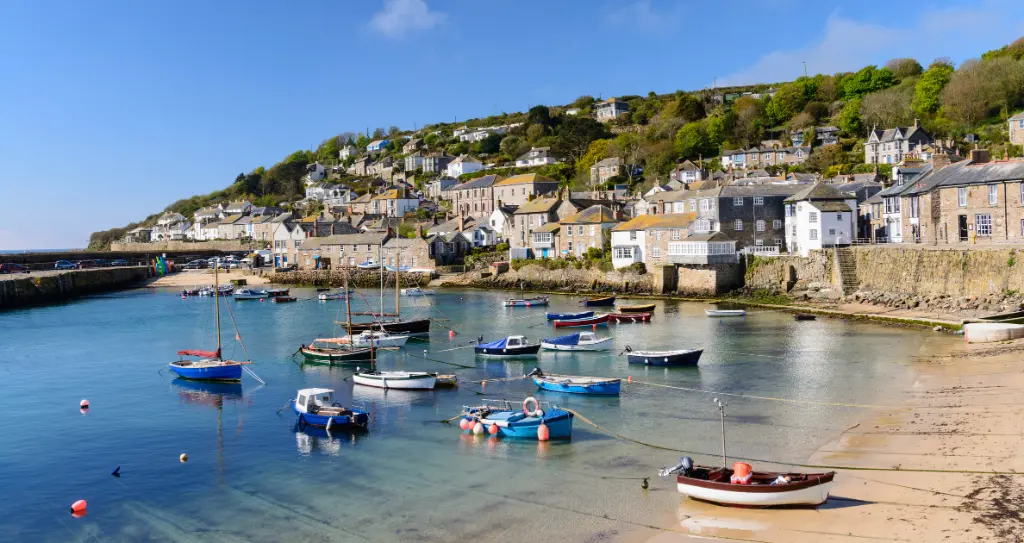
[443,264,654,294]
[110,240,251,252]
[743,250,839,298]
[0,267,153,309]
[267,269,431,289]
[673,263,745,296]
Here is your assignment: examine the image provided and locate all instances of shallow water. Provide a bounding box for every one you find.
[0,287,927,542]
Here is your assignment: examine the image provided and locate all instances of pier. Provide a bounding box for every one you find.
[0,266,153,309]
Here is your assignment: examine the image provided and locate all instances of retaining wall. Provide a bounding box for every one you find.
[110,240,251,252]
[0,267,153,309]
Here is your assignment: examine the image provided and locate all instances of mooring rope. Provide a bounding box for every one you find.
[629,380,903,409]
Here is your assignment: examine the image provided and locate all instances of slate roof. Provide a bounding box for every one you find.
[593,157,622,168]
[684,232,734,242]
[533,222,561,234]
[309,233,388,247]
[861,192,884,206]
[932,159,1024,188]
[451,174,501,191]
[561,205,618,224]
[809,201,852,212]
[428,216,476,235]
[383,237,428,248]
[785,183,852,202]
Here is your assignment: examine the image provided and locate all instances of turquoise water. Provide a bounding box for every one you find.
[0,288,927,541]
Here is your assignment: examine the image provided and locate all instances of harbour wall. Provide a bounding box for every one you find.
[0,267,153,309]
[268,269,431,289]
[443,264,655,294]
[109,240,251,253]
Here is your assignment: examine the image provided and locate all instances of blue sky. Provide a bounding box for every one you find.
[1,0,1023,249]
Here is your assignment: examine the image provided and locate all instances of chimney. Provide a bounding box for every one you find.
[913,118,920,129]
[969,149,990,164]
[931,153,952,171]
[458,214,465,232]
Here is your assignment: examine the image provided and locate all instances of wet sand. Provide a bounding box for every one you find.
[145,269,269,288]
[633,335,1024,542]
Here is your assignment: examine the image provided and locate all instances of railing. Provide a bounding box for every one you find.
[739,246,780,256]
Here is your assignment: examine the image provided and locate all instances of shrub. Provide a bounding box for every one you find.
[597,261,615,272]
[510,258,529,271]
[628,262,647,275]
[585,247,604,260]
[496,242,509,252]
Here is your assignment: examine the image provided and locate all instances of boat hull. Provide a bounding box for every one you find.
[608,312,651,323]
[546,311,594,321]
[300,347,375,363]
[583,296,616,307]
[503,297,549,307]
[169,361,243,381]
[617,304,655,313]
[541,337,613,351]
[349,336,408,348]
[462,409,574,439]
[627,349,703,366]
[533,377,620,395]
[292,402,369,428]
[677,471,835,507]
[705,309,746,317]
[347,319,431,336]
[475,344,541,357]
[352,373,437,390]
[272,296,297,303]
[553,314,609,328]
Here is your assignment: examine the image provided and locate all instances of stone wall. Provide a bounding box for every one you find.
[0,267,153,309]
[675,263,745,296]
[853,246,1024,297]
[743,250,836,296]
[445,263,654,294]
[110,240,251,252]
[268,269,431,289]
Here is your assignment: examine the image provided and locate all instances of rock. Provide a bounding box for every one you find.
[933,326,943,332]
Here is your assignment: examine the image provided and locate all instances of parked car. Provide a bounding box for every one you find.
[0,263,30,274]
[110,259,129,266]
[75,260,97,269]
[55,260,76,270]
[184,259,208,270]
[93,259,108,267]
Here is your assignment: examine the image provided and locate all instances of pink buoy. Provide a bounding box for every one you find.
[69,500,87,515]
[537,423,550,441]
[488,423,499,435]
[627,376,633,383]
[80,399,89,409]
[472,422,484,435]
[459,418,471,431]
[448,330,455,339]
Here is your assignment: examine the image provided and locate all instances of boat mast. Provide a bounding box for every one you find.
[378,241,384,320]
[345,266,353,333]
[714,398,727,467]
[394,250,400,318]
[214,262,222,360]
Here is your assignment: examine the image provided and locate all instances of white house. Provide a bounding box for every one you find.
[784,184,857,257]
[609,217,648,269]
[458,127,507,143]
[305,183,350,206]
[445,155,483,178]
[303,162,326,184]
[370,188,420,217]
[515,147,560,168]
[223,201,253,215]
[488,207,515,240]
[595,98,629,122]
[192,205,223,225]
[339,145,357,159]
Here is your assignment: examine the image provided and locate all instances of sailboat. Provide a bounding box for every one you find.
[339,246,431,336]
[170,263,249,381]
[300,266,375,363]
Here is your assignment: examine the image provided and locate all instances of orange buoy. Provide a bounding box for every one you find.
[80,399,89,409]
[627,376,633,383]
[488,423,499,435]
[448,330,455,339]
[69,500,87,515]
[537,423,550,441]
[481,380,486,389]
[730,462,753,484]
[472,422,484,435]
[179,453,188,463]
[459,418,471,431]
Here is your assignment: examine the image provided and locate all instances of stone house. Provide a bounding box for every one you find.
[510,196,560,249]
[590,157,623,185]
[928,150,1024,245]
[784,184,857,257]
[720,146,811,170]
[447,174,501,218]
[864,120,933,165]
[193,205,223,225]
[425,178,456,200]
[383,236,433,270]
[530,222,561,259]
[124,227,152,243]
[492,173,560,208]
[1010,112,1024,147]
[609,213,697,269]
[421,154,454,174]
[595,98,629,122]
[296,232,391,270]
[427,231,472,265]
[656,185,798,250]
[217,215,246,240]
[353,156,371,176]
[403,138,422,155]
[858,193,885,242]
[791,126,840,146]
[558,205,620,258]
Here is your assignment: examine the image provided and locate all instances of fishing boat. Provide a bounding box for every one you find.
[181,288,201,297]
[794,313,817,321]
[352,371,437,390]
[617,303,656,313]
[299,339,375,363]
[541,331,612,351]
[272,296,297,303]
[357,261,380,270]
[608,312,652,323]
[434,374,458,387]
[705,309,746,317]
[341,250,432,336]
[527,368,621,395]
[336,330,409,348]
[169,264,248,381]
[624,346,703,366]
[401,287,435,296]
[318,292,350,301]
[199,285,233,296]
[475,335,541,357]
[459,398,573,440]
[385,265,412,272]
[266,288,290,296]
[233,288,268,300]
[660,457,835,507]
[502,296,549,307]
[552,313,610,328]
[292,388,369,429]
[583,295,616,307]
[546,310,593,321]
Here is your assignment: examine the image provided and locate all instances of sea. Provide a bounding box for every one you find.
[0,287,929,542]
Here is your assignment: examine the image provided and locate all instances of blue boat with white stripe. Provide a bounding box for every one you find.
[460,399,573,440]
[527,368,621,395]
[546,310,594,321]
[291,388,369,430]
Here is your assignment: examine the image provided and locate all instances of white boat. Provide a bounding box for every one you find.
[541,331,613,351]
[318,292,350,301]
[233,289,268,300]
[336,330,410,348]
[351,371,437,390]
[401,287,435,296]
[357,261,380,270]
[661,458,835,507]
[705,309,747,317]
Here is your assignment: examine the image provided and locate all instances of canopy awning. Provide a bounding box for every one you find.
[177,348,221,358]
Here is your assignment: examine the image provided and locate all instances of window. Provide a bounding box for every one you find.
[674,202,684,213]
[796,150,803,158]
[651,246,661,258]
[755,239,764,246]
[773,219,782,229]
[809,229,818,240]
[576,225,583,236]
[733,197,743,206]
[909,196,919,218]
[689,199,697,211]
[808,212,818,223]
[774,239,783,246]
[828,229,836,236]
[958,187,967,207]
[791,225,797,236]
[671,229,681,240]
[700,199,713,212]
[989,184,999,205]
[654,230,662,241]
[567,241,572,252]
[734,220,744,231]
[753,196,764,206]
[836,213,843,221]
[756,220,765,232]
[976,214,993,236]
[629,231,637,241]
[613,247,633,259]
[785,204,794,217]
[590,225,596,236]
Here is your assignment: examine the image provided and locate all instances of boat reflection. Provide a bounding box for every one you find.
[294,423,364,456]
[172,378,244,405]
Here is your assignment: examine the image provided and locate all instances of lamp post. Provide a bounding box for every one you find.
[713,397,727,467]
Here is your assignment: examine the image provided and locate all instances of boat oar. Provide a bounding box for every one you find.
[440,413,463,424]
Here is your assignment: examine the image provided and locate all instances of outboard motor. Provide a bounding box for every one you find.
[659,456,694,477]
[527,367,544,378]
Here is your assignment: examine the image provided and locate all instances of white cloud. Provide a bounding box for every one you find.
[719,1,1024,86]
[604,1,679,34]
[369,0,446,39]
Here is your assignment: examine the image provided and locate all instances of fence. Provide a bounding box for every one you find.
[739,246,781,256]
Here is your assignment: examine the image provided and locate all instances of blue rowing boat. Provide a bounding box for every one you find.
[546,310,594,321]
[583,295,616,307]
[474,335,541,357]
[528,368,621,395]
[460,399,573,440]
[291,388,369,429]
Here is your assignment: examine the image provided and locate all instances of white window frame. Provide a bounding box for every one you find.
[671,229,681,240]
[756,220,765,232]
[733,197,743,206]
[808,211,818,223]
[733,219,743,231]
[699,199,712,212]
[753,196,764,206]
[976,214,993,236]
[651,246,661,258]
[773,219,782,229]
[958,187,967,207]
[989,184,998,205]
[809,229,818,240]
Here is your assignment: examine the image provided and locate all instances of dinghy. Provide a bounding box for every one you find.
[400,287,435,296]
[527,368,620,395]
[705,309,746,317]
[352,371,437,390]
[266,288,290,296]
[459,398,573,440]
[608,312,651,323]
[553,313,609,328]
[170,264,250,382]
[299,339,375,363]
[617,303,655,313]
[794,313,817,321]
[502,296,549,307]
[546,310,594,321]
[660,457,835,507]
[292,388,369,429]
[233,288,268,300]
[583,295,616,307]
[475,335,541,357]
[335,330,409,348]
[272,296,297,303]
[357,261,380,270]
[624,346,703,366]
[541,331,612,351]
[318,292,349,301]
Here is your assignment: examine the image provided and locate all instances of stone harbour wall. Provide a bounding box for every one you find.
[444,264,654,294]
[110,240,251,253]
[0,267,153,309]
[268,269,431,289]
[743,250,839,298]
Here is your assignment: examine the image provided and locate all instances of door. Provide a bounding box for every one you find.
[958,215,968,242]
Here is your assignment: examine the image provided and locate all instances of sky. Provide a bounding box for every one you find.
[1,0,1023,250]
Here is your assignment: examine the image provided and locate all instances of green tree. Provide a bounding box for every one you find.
[552,116,609,165]
[316,137,340,163]
[500,135,527,160]
[913,59,955,115]
[705,115,727,149]
[884,58,924,78]
[355,134,371,150]
[841,66,896,99]
[982,36,1024,61]
[423,133,441,149]
[838,99,863,135]
[576,138,611,177]
[608,133,648,186]
[527,105,552,128]
[472,133,503,155]
[764,82,808,125]
[674,122,712,161]
[446,142,469,156]
[672,94,706,122]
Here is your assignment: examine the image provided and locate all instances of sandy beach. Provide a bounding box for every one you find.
[634,334,1024,542]
[144,269,270,288]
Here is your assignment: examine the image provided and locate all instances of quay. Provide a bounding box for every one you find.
[0,266,153,309]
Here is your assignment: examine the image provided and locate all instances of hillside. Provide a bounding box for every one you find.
[88,37,1024,250]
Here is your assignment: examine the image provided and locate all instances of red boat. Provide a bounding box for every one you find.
[272,296,297,303]
[608,312,651,323]
[553,314,610,328]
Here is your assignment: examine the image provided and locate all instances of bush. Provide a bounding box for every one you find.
[510,258,529,271]
[585,247,604,260]
[496,242,509,252]
[597,261,615,272]
[628,262,647,275]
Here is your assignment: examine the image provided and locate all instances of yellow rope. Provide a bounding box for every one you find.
[631,380,903,409]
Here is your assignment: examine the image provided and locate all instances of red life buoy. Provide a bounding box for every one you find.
[523,396,541,417]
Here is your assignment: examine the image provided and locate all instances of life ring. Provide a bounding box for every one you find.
[523,397,541,417]
[332,402,343,408]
